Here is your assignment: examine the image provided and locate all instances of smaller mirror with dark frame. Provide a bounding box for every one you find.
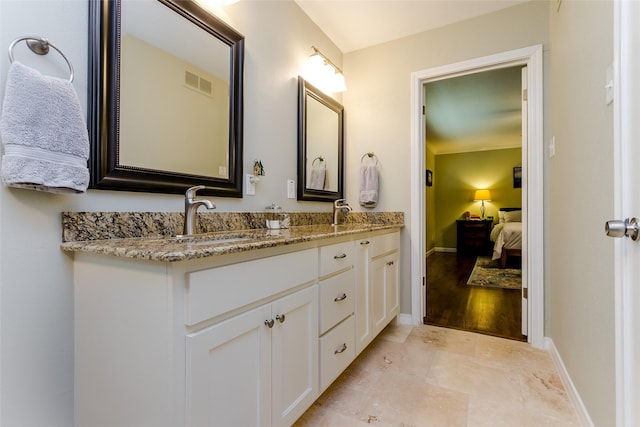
[297,77,344,202]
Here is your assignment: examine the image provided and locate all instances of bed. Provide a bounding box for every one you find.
[490,208,522,268]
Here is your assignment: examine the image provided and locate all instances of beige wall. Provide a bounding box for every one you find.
[549,1,615,425]
[0,1,341,424]
[343,0,549,323]
[0,0,618,424]
[434,148,522,249]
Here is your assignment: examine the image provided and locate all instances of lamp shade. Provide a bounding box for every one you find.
[473,189,491,201]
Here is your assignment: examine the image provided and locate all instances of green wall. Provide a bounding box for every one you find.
[432,148,522,249]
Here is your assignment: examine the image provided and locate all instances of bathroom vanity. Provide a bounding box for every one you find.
[64,219,401,427]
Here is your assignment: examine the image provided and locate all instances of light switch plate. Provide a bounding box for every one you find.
[287,180,296,199]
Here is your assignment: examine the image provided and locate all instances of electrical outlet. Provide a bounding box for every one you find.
[246,174,256,195]
[549,136,556,158]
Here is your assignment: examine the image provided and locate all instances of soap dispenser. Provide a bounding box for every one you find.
[264,202,283,229]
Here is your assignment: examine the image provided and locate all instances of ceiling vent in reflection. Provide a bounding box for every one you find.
[184,70,213,97]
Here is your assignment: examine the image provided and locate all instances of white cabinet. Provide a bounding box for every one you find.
[73,228,400,427]
[355,238,372,354]
[74,247,318,427]
[186,286,318,427]
[371,251,399,337]
[355,232,400,354]
[186,303,272,427]
[317,240,356,392]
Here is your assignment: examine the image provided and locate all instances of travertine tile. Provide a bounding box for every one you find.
[475,332,555,372]
[297,324,582,427]
[378,322,413,343]
[406,324,479,357]
[426,351,523,406]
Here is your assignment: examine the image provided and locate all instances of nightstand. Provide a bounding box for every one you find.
[456,220,493,255]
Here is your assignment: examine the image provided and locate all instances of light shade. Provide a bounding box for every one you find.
[474,189,491,201]
[304,46,347,94]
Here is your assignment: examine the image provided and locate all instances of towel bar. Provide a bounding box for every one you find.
[8,36,74,82]
[312,156,325,167]
[360,152,378,165]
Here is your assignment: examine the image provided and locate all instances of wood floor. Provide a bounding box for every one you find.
[425,252,527,341]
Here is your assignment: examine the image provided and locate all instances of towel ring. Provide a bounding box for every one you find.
[360,152,379,165]
[8,36,74,82]
[312,156,325,167]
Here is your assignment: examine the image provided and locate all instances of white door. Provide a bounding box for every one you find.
[521,66,529,336]
[611,1,640,424]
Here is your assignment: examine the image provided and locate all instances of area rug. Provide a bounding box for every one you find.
[466,256,521,289]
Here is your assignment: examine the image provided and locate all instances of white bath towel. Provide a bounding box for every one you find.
[0,61,89,193]
[308,167,326,190]
[359,163,379,208]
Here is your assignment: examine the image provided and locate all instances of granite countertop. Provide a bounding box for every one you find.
[61,223,402,262]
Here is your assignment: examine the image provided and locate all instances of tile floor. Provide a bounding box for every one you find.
[295,323,581,427]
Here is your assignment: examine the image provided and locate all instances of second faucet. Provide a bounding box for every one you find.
[332,199,352,226]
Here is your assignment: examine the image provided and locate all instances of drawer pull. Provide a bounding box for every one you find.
[334,293,347,302]
[264,319,275,328]
[334,343,348,354]
[360,240,370,245]
[334,253,347,259]
[276,314,286,323]
[387,260,395,266]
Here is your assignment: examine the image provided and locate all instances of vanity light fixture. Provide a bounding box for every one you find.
[195,0,239,10]
[473,189,492,219]
[305,46,347,93]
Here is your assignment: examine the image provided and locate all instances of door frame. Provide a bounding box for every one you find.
[614,1,638,424]
[409,45,544,348]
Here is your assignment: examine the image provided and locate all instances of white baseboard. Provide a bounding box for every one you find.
[435,247,456,253]
[426,247,436,257]
[545,337,594,427]
[397,313,413,325]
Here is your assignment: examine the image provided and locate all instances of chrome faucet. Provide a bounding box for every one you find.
[182,185,216,236]
[332,199,352,226]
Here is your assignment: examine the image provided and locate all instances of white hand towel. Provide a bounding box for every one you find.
[0,61,90,193]
[308,167,326,190]
[359,163,379,208]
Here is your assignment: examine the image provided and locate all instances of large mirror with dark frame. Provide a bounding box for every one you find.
[88,0,244,196]
[297,77,344,202]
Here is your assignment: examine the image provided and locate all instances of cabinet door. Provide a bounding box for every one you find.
[271,285,319,427]
[371,252,400,337]
[355,238,372,354]
[385,252,400,319]
[186,304,272,427]
[371,256,388,337]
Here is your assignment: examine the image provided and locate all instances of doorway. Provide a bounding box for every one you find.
[409,45,544,348]
[424,66,526,341]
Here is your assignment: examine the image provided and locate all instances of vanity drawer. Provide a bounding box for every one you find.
[185,249,317,325]
[319,315,355,392]
[371,232,400,258]
[319,269,355,335]
[319,241,354,277]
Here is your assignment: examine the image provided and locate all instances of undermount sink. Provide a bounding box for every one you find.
[172,234,257,245]
[186,236,255,246]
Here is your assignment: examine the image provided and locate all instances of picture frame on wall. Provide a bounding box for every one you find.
[513,166,522,188]
[426,169,433,187]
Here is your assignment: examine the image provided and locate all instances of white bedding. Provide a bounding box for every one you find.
[491,222,522,260]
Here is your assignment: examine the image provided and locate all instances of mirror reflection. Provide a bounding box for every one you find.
[297,77,344,202]
[88,0,244,196]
